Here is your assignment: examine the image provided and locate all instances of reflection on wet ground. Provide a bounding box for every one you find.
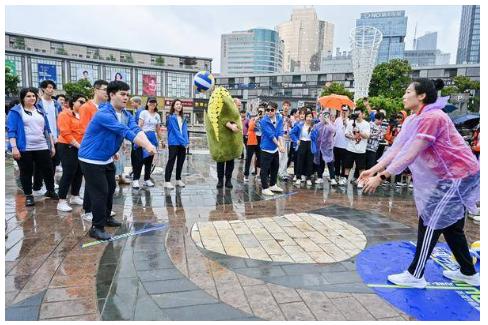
[4,153,480,320]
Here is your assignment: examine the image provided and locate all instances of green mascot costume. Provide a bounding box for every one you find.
[205,87,243,162]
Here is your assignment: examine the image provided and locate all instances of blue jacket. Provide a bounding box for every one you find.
[6,104,52,152]
[167,114,189,146]
[290,121,317,153]
[79,102,141,162]
[259,114,284,152]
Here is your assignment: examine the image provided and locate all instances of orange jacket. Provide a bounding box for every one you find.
[247,119,258,145]
[57,110,84,145]
[79,101,98,135]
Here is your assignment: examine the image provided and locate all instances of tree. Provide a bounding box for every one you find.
[365,96,404,117]
[63,79,93,99]
[369,59,412,99]
[452,75,479,93]
[155,56,165,66]
[320,82,354,99]
[56,48,68,55]
[6,67,20,97]
[440,75,480,112]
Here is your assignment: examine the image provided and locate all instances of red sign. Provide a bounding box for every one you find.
[164,99,193,108]
[142,74,157,96]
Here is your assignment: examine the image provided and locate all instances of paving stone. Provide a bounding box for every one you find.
[330,296,375,321]
[352,293,401,319]
[267,283,302,304]
[5,305,40,321]
[151,290,217,308]
[143,279,199,295]
[280,301,316,320]
[161,303,253,321]
[242,284,286,320]
[137,269,184,282]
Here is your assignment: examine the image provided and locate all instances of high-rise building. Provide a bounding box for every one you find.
[220,29,283,75]
[356,10,407,64]
[415,32,437,50]
[276,7,334,72]
[456,5,480,64]
[405,49,451,67]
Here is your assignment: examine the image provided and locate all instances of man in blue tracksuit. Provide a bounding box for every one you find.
[260,101,285,196]
[79,81,157,240]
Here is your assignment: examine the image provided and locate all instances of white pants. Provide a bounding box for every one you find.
[278,140,290,177]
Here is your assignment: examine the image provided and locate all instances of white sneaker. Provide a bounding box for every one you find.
[330,179,338,186]
[315,178,324,184]
[301,176,306,183]
[132,180,140,189]
[57,200,72,212]
[175,180,185,187]
[293,175,297,181]
[269,185,283,192]
[243,177,249,183]
[443,269,480,286]
[396,182,407,187]
[468,214,480,222]
[144,180,155,187]
[294,179,301,186]
[338,177,347,186]
[262,188,275,196]
[110,211,116,217]
[387,270,427,289]
[54,183,59,190]
[408,183,414,189]
[164,182,174,189]
[81,212,93,221]
[33,189,44,197]
[69,195,83,205]
[306,180,312,186]
[56,165,63,173]
[322,169,330,178]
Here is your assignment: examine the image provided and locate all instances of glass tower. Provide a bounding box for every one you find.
[456,5,480,64]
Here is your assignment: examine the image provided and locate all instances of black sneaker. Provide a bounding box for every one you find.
[89,227,112,240]
[25,195,35,207]
[216,179,224,189]
[105,218,122,227]
[45,191,59,200]
[225,179,233,189]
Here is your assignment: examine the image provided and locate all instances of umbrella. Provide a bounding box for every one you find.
[452,114,480,127]
[318,94,355,110]
[442,104,458,113]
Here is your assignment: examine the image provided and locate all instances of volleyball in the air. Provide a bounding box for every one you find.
[193,71,215,93]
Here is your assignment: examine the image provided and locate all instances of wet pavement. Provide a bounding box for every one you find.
[4,152,480,321]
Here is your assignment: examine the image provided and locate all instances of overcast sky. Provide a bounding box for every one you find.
[5,5,462,72]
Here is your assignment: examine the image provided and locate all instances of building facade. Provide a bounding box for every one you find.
[220,28,283,75]
[405,49,451,67]
[356,10,407,64]
[215,63,479,110]
[415,32,437,50]
[456,5,480,64]
[5,32,213,125]
[276,7,334,73]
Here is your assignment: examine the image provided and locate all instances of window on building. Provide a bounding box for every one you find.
[166,72,190,98]
[6,54,23,87]
[30,57,63,89]
[69,62,100,83]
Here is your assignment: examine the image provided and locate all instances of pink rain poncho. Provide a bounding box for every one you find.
[379,97,480,230]
[312,121,336,165]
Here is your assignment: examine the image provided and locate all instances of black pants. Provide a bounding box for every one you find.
[244,145,260,177]
[217,159,234,180]
[17,150,55,195]
[57,144,83,199]
[408,217,476,278]
[33,143,59,190]
[79,161,116,229]
[287,144,295,168]
[333,147,347,178]
[132,146,154,181]
[314,156,336,179]
[260,151,279,189]
[83,188,91,213]
[296,141,314,179]
[366,150,379,170]
[344,151,366,176]
[241,136,247,159]
[165,145,186,182]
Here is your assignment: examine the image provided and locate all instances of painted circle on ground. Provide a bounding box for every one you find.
[356,241,480,321]
[191,213,366,263]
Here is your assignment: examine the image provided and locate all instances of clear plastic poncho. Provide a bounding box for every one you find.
[312,121,336,165]
[378,97,480,230]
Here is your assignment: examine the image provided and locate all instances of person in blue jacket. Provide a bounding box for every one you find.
[260,101,286,196]
[290,110,316,186]
[164,99,189,190]
[7,87,58,206]
[79,81,157,240]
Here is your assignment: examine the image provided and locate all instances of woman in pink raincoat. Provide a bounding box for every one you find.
[359,78,480,288]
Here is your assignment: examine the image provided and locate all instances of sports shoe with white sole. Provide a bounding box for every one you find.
[164,182,174,189]
[110,211,116,217]
[81,212,93,221]
[33,189,44,197]
[144,180,155,187]
[175,180,185,187]
[243,177,249,183]
[57,200,72,212]
[269,185,283,192]
[132,180,140,189]
[262,188,275,196]
[315,178,324,184]
[69,195,84,205]
[306,180,312,186]
[387,270,427,289]
[338,177,347,186]
[294,179,301,186]
[443,269,480,286]
[330,179,338,186]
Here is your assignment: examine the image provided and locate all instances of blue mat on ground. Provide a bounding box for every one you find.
[356,241,480,321]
